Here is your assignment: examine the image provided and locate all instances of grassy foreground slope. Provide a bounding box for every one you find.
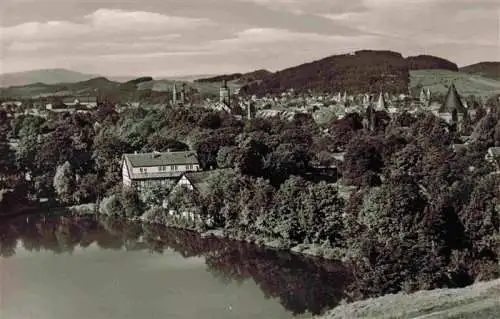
[314,279,500,319]
[410,69,500,99]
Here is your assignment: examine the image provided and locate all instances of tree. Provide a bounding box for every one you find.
[216,146,237,168]
[342,136,384,187]
[53,161,76,204]
[120,187,144,218]
[234,139,268,177]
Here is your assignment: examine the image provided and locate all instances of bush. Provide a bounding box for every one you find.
[99,194,122,216]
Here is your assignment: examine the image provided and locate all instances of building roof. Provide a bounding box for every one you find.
[182,169,231,193]
[124,151,199,168]
[62,97,98,104]
[487,147,500,158]
[183,171,216,193]
[439,83,466,114]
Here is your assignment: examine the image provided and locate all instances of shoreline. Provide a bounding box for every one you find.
[198,228,348,261]
[64,203,349,261]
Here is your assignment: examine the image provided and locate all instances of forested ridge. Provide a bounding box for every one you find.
[242,50,410,96]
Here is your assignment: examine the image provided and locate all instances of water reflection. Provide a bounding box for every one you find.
[0,215,352,316]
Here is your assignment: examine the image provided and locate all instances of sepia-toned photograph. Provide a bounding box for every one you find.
[0,0,499,318]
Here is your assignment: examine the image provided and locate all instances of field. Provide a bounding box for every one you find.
[410,69,500,100]
[314,279,500,319]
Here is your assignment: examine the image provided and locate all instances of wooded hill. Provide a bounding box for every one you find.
[406,55,458,71]
[460,62,500,80]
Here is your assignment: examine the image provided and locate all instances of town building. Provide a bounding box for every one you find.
[62,97,98,108]
[171,82,187,106]
[165,170,223,223]
[172,171,216,194]
[122,151,201,191]
[438,83,467,124]
[1,101,23,108]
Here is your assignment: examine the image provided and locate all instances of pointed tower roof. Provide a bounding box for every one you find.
[439,83,466,114]
[375,92,387,111]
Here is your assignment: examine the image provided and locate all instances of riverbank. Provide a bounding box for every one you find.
[65,203,348,261]
[200,228,347,261]
[312,279,500,319]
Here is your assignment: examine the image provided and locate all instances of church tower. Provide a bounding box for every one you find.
[439,83,467,131]
[220,80,230,106]
[172,82,178,105]
[375,92,387,112]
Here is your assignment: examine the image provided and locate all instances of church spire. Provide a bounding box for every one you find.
[172,82,177,105]
[375,92,387,111]
[439,83,466,114]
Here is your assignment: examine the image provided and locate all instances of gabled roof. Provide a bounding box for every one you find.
[439,83,466,114]
[124,151,199,168]
[183,171,215,193]
[181,169,230,194]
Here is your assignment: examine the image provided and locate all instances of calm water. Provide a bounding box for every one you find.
[0,215,351,319]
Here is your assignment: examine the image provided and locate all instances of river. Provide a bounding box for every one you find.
[0,215,352,319]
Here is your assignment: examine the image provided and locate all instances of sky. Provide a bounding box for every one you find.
[0,0,498,76]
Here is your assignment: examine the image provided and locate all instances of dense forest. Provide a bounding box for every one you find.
[405,55,459,71]
[195,69,272,85]
[1,94,499,300]
[242,50,410,96]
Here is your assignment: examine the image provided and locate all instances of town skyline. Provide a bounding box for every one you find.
[0,0,498,76]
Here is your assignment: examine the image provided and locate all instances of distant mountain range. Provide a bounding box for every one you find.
[0,69,216,88]
[0,69,101,88]
[0,51,498,100]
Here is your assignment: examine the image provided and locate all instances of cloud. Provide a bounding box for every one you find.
[0,21,90,42]
[0,9,213,43]
[323,1,498,48]
[211,28,376,47]
[84,9,213,33]
[0,0,497,75]
[235,0,364,14]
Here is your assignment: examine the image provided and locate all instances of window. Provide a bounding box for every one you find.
[172,165,178,171]
[159,166,167,172]
[186,164,193,170]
